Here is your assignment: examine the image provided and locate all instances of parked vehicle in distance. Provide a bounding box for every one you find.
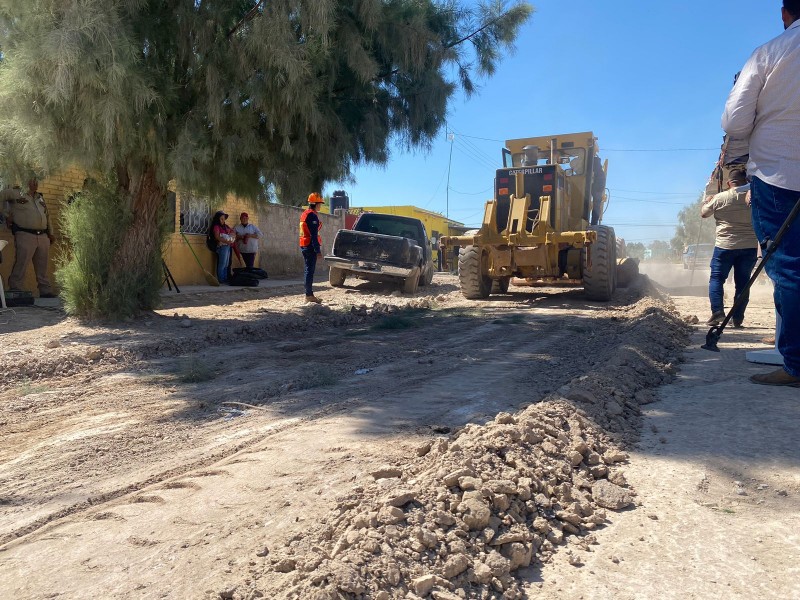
[325,212,435,293]
[683,243,714,269]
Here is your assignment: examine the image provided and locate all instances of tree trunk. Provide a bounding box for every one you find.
[108,163,166,312]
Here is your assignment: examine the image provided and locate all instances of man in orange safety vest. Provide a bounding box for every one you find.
[299,193,324,303]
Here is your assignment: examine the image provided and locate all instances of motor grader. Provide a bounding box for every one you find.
[440,131,629,300]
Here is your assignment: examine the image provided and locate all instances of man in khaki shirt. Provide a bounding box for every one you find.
[700,168,758,327]
[2,178,55,297]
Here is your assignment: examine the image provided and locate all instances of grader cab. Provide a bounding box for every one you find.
[440,131,623,301]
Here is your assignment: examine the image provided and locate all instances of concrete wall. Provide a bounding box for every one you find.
[256,203,345,276]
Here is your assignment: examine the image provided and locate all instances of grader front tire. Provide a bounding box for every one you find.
[459,246,492,299]
[582,226,617,301]
[491,277,511,294]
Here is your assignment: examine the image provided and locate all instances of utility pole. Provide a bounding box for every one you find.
[446,131,454,220]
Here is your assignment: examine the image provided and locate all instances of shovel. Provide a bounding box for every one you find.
[703,195,800,351]
[180,232,220,286]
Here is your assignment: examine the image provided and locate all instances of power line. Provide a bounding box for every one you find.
[612,195,696,205]
[448,185,494,195]
[609,188,703,196]
[448,132,717,153]
[456,144,495,172]
[603,147,716,152]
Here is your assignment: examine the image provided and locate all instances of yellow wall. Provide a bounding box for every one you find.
[165,194,258,286]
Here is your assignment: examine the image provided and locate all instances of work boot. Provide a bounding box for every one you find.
[705,311,725,326]
[732,319,744,329]
[304,295,322,304]
[749,368,800,387]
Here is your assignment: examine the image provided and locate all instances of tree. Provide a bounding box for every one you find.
[0,0,532,315]
[626,242,646,261]
[648,239,671,260]
[671,192,716,256]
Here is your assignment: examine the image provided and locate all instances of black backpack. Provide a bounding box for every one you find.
[233,266,268,279]
[206,226,218,252]
[228,271,260,287]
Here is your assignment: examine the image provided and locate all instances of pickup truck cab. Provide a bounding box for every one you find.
[325,212,435,293]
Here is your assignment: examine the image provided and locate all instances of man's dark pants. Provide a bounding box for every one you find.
[751,177,800,377]
[301,246,317,296]
[241,253,255,268]
[708,246,757,322]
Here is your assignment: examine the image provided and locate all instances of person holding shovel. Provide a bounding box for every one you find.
[722,0,800,387]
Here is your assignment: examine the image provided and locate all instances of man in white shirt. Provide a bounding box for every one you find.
[234,212,262,269]
[722,0,800,387]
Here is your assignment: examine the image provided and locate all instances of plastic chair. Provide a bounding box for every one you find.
[0,239,7,309]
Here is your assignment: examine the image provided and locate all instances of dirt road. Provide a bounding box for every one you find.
[0,271,796,599]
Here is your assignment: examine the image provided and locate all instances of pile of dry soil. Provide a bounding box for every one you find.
[251,291,690,600]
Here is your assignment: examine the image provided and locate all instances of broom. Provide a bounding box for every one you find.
[180,232,220,286]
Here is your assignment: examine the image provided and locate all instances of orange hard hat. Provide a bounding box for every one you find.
[307,192,325,204]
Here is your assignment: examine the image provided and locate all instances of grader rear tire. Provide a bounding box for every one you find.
[582,225,617,301]
[459,246,491,299]
[329,266,346,287]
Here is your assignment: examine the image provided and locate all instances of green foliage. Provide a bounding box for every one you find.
[296,366,340,389]
[176,357,217,384]
[16,378,49,397]
[0,1,532,203]
[648,239,673,260]
[671,193,716,255]
[626,242,646,261]
[55,177,168,319]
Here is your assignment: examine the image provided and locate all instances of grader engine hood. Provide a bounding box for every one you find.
[495,165,560,231]
[495,165,557,204]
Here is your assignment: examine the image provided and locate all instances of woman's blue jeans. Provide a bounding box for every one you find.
[708,247,757,321]
[216,245,231,283]
[751,177,800,376]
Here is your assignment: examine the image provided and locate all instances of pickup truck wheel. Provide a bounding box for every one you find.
[403,268,420,294]
[491,277,511,294]
[420,262,434,286]
[329,267,346,287]
[459,245,491,299]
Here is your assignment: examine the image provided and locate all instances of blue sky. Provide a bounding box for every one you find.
[325,1,783,246]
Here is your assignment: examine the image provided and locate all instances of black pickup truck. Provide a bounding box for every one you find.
[324,212,435,293]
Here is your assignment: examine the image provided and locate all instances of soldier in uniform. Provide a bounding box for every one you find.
[2,178,56,297]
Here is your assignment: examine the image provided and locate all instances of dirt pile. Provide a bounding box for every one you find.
[250,291,691,600]
[266,401,630,600]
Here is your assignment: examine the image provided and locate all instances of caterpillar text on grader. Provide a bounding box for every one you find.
[440,131,636,300]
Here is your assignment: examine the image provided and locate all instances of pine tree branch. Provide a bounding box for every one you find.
[366,9,515,89]
[227,0,267,39]
[445,12,507,49]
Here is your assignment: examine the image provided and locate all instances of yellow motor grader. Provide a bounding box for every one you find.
[440,131,629,300]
